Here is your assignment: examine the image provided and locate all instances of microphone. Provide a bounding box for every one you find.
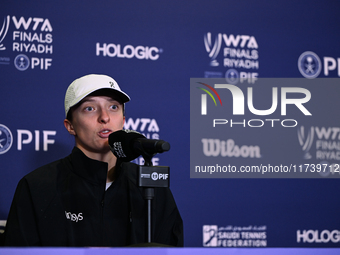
[109,129,170,162]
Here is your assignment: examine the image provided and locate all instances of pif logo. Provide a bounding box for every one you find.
[298,51,340,78]
[151,172,168,181]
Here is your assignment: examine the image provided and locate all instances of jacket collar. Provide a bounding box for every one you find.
[69,147,109,185]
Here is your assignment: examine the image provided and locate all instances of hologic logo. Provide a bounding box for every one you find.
[0,16,10,50]
[297,229,340,243]
[96,43,162,60]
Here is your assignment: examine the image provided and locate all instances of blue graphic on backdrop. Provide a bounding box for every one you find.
[0,15,10,50]
[14,54,30,70]
[0,124,13,154]
[298,51,322,79]
[225,69,239,84]
[1,0,340,248]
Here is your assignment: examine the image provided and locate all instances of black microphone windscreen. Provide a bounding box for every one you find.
[109,130,145,162]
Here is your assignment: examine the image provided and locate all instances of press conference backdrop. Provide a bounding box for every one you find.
[1,0,340,248]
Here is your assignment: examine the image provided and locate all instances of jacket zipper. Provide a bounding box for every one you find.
[100,198,105,245]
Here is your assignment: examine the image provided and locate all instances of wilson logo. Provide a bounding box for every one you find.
[202,138,261,158]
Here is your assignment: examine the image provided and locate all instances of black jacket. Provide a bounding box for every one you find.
[4,147,183,247]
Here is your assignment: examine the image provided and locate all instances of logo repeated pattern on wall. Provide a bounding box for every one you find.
[1,1,340,248]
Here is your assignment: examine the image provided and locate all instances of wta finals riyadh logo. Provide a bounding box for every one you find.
[204,33,222,67]
[0,15,10,50]
[196,82,223,115]
[298,51,322,79]
[0,124,13,154]
[297,126,314,159]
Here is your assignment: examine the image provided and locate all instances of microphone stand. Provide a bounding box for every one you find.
[143,156,154,244]
[138,152,170,244]
[109,130,171,245]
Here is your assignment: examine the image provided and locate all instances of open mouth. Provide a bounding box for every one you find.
[99,129,112,138]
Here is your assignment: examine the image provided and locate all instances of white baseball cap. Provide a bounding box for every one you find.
[64,74,130,117]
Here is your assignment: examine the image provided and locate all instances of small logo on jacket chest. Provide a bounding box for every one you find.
[65,211,83,222]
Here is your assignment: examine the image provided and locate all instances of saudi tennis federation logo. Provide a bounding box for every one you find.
[203,225,218,247]
[197,82,223,115]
